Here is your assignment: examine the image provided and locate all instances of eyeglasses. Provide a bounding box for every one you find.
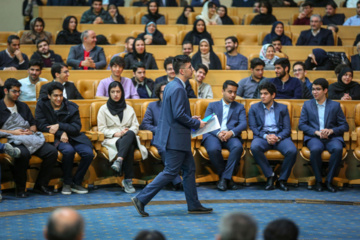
[10,89,21,94]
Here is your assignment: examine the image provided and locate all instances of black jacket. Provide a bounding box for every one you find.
[153,75,196,98]
[39,81,83,100]
[137,30,167,45]
[0,100,35,129]
[124,52,158,69]
[296,28,334,46]
[131,77,155,98]
[30,50,64,68]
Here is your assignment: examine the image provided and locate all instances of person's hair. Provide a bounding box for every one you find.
[155,81,167,100]
[132,62,146,73]
[225,36,238,45]
[312,78,329,90]
[35,38,49,48]
[51,63,68,79]
[208,2,216,8]
[109,80,123,92]
[327,24,339,33]
[173,55,191,74]
[32,17,46,29]
[326,1,338,9]
[29,59,43,70]
[80,30,91,42]
[110,56,126,68]
[125,36,135,44]
[357,0,360,6]
[4,78,21,91]
[195,63,208,74]
[264,218,299,240]
[223,80,238,90]
[310,14,322,22]
[292,61,306,70]
[334,63,349,75]
[96,34,110,45]
[260,0,272,15]
[271,36,282,43]
[182,41,193,46]
[250,58,265,69]
[164,57,174,70]
[259,81,277,95]
[274,58,290,73]
[92,0,102,4]
[219,212,257,240]
[7,35,20,44]
[47,81,64,96]
[134,230,166,240]
[302,1,314,8]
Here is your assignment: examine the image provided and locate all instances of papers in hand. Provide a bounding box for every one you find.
[191,113,220,138]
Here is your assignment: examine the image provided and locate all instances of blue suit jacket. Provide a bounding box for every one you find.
[140,100,161,135]
[67,44,107,70]
[153,75,196,98]
[202,100,247,142]
[298,99,349,145]
[153,78,200,152]
[248,101,291,140]
[351,55,360,71]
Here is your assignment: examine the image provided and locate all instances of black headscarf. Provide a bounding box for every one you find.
[219,5,234,25]
[313,48,329,66]
[182,19,214,45]
[132,38,146,60]
[106,81,126,122]
[176,6,194,24]
[62,16,79,32]
[191,39,222,70]
[107,4,125,24]
[333,67,356,92]
[144,0,162,22]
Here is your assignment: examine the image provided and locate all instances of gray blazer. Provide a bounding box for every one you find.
[67,44,106,70]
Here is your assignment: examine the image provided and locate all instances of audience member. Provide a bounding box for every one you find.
[133,0,149,6]
[56,16,82,45]
[124,38,158,69]
[224,36,248,70]
[216,212,257,240]
[107,3,126,24]
[31,39,64,68]
[249,81,297,191]
[67,30,107,70]
[347,0,359,7]
[157,0,178,6]
[191,39,222,70]
[299,78,349,192]
[263,21,292,46]
[80,0,113,24]
[271,37,288,59]
[327,24,343,46]
[334,63,349,77]
[22,0,44,30]
[251,1,277,25]
[260,44,279,70]
[232,0,255,7]
[305,48,334,70]
[36,82,93,195]
[182,19,214,45]
[237,58,266,99]
[351,42,360,70]
[253,1,260,13]
[307,0,328,7]
[269,0,297,7]
[182,41,194,56]
[191,0,220,7]
[322,1,345,25]
[47,0,78,5]
[176,5,194,24]
[293,61,313,98]
[134,230,166,240]
[96,34,110,45]
[328,67,360,100]
[218,5,234,25]
[196,2,222,25]
[107,37,134,69]
[0,35,29,70]
[293,2,313,25]
[104,0,125,6]
[194,64,213,99]
[131,63,154,98]
[141,0,166,25]
[137,22,167,45]
[264,218,299,240]
[20,17,53,44]
[296,14,334,46]
[19,59,48,101]
[343,1,360,25]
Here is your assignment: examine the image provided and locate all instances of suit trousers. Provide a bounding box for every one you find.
[160,152,182,186]
[0,143,4,193]
[136,149,202,210]
[203,135,243,180]
[115,130,137,179]
[250,138,297,180]
[57,142,94,185]
[306,138,343,183]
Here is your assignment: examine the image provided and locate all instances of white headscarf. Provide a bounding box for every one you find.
[196,1,221,25]
[259,44,279,65]
[200,39,210,68]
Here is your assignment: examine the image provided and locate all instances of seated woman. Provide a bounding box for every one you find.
[107,3,125,24]
[182,19,214,45]
[262,21,292,45]
[97,81,148,193]
[305,48,334,71]
[137,22,166,45]
[191,39,222,70]
[141,0,165,25]
[176,5,194,24]
[250,1,277,25]
[196,1,222,25]
[124,38,158,69]
[217,5,234,25]
[328,67,360,100]
[259,44,279,70]
[56,16,82,45]
[20,17,53,44]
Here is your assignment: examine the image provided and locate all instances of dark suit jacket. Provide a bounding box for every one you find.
[248,101,291,140]
[298,99,349,145]
[153,78,200,152]
[140,100,161,140]
[39,80,83,100]
[296,28,334,46]
[67,44,106,69]
[202,100,247,142]
[157,0,178,6]
[153,75,196,98]
[351,54,360,70]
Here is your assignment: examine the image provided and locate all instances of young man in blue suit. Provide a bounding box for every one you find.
[202,80,247,191]
[298,78,349,192]
[132,55,212,217]
[249,82,297,191]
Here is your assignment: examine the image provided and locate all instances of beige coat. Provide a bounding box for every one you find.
[97,104,148,161]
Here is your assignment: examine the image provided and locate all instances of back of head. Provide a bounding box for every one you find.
[134,230,166,240]
[173,55,191,74]
[264,218,299,240]
[219,212,257,240]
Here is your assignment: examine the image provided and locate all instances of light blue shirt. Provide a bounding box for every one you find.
[220,99,231,131]
[316,100,326,130]
[19,76,48,101]
[262,103,279,139]
[343,15,360,26]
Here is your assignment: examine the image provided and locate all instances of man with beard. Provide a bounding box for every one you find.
[80,0,113,24]
[131,62,154,98]
[237,58,266,99]
[224,36,248,70]
[30,39,63,68]
[107,37,134,70]
[0,35,29,70]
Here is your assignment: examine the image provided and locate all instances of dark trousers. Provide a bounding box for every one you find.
[57,142,94,185]
[160,152,182,186]
[0,143,4,193]
[115,130,137,179]
[306,138,343,183]
[13,143,58,191]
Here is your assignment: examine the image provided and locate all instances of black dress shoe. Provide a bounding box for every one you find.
[16,191,29,198]
[33,186,54,196]
[227,179,238,190]
[131,197,149,217]
[314,182,323,192]
[265,175,277,190]
[325,181,337,193]
[277,180,289,191]
[188,205,213,214]
[217,178,227,191]
[173,182,184,191]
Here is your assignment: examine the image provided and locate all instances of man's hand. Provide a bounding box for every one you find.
[298,12,306,19]
[321,128,333,138]
[93,17,103,24]
[217,131,226,141]
[266,134,278,145]
[284,1,291,6]
[60,132,68,143]
[81,57,96,68]
[222,131,233,142]
[199,120,207,128]
[225,65,231,70]
[12,129,33,135]
[47,124,59,134]
[4,67,17,71]
[14,49,24,63]
[192,115,201,120]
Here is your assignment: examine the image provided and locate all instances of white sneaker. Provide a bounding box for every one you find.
[122,179,135,193]
[71,184,88,194]
[61,184,72,195]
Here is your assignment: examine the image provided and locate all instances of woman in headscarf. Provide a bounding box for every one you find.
[196,1,222,25]
[182,19,214,45]
[328,67,360,100]
[107,3,125,24]
[176,5,194,24]
[191,39,222,70]
[56,16,82,45]
[262,21,292,45]
[250,1,277,25]
[97,81,148,194]
[137,22,166,45]
[259,44,279,70]
[305,48,334,70]
[141,0,165,25]
[217,5,234,25]
[20,17,53,44]
[124,38,158,69]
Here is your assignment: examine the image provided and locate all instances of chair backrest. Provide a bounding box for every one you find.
[177,30,187,45]
[164,34,176,45]
[76,80,95,99]
[237,33,258,46]
[189,79,198,97]
[0,32,17,44]
[194,99,217,118]
[215,52,226,69]
[229,16,240,25]
[108,33,131,45]
[141,101,152,122]
[36,81,49,99]
[188,12,198,25]
[243,13,257,25]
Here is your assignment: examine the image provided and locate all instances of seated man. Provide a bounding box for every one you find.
[107,37,134,70]
[224,36,248,70]
[343,1,360,26]
[131,63,155,98]
[30,39,64,68]
[271,37,288,59]
[39,63,83,100]
[232,0,255,7]
[0,78,58,197]
[80,0,113,24]
[19,59,48,101]
[298,78,349,192]
[202,80,246,191]
[293,2,313,25]
[237,58,266,99]
[322,1,345,25]
[182,41,193,56]
[195,63,213,99]
[293,61,313,98]
[97,56,139,99]
[67,30,107,70]
[296,14,334,46]
[351,42,360,70]
[249,82,297,191]
[0,35,29,70]
[36,82,94,195]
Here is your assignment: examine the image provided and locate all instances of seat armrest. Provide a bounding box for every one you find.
[241,130,247,140]
[247,130,253,140]
[138,130,150,140]
[351,130,357,150]
[297,130,303,141]
[291,130,297,140]
[85,131,98,141]
[343,131,350,142]
[43,133,54,142]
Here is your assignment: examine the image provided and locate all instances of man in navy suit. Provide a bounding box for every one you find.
[351,42,360,70]
[298,78,349,192]
[202,80,247,191]
[249,82,297,191]
[132,55,212,217]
